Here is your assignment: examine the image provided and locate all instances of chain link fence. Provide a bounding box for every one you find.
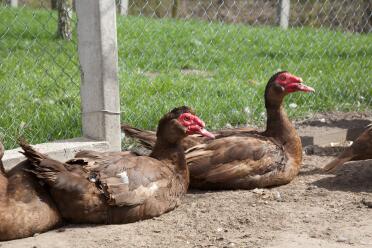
[0,0,80,149]
[119,0,371,132]
[0,0,371,149]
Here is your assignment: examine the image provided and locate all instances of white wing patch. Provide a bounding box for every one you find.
[117,171,129,184]
[148,183,159,193]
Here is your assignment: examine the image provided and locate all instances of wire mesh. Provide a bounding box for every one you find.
[0,0,80,149]
[118,0,372,132]
[0,0,371,150]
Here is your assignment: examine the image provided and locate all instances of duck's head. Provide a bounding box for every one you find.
[265,71,315,108]
[156,106,215,144]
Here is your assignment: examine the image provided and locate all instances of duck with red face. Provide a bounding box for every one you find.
[186,71,315,190]
[20,106,214,224]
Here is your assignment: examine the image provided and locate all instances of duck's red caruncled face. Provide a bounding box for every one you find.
[178,113,215,139]
[275,72,315,93]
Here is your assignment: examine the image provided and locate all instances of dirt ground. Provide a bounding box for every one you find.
[1,112,372,248]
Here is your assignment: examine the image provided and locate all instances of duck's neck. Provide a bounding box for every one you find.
[150,139,189,188]
[263,104,302,161]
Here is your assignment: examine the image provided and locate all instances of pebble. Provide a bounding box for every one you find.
[228,242,236,247]
[273,191,282,201]
[336,236,348,243]
[252,188,264,195]
[362,198,372,208]
[307,185,318,190]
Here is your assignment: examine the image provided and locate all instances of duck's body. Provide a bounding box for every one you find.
[122,72,314,190]
[187,105,303,189]
[20,106,213,224]
[0,142,61,241]
[323,124,372,172]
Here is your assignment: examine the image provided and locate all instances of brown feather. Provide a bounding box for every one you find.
[19,106,196,224]
[0,140,62,241]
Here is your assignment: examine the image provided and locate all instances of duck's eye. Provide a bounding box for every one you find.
[184,116,190,121]
[279,76,286,81]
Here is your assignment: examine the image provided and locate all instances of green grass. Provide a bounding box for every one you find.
[0,6,371,149]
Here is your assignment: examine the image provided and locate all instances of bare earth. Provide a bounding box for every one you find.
[1,112,372,248]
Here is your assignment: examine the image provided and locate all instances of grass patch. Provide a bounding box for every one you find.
[0,7,371,148]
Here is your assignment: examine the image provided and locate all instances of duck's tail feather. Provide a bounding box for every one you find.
[121,124,156,150]
[19,139,88,193]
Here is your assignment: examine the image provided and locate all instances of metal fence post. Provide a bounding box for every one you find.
[119,0,128,16]
[277,0,290,29]
[8,0,18,7]
[75,0,121,151]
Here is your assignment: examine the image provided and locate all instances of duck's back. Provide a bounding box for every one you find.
[46,151,187,224]
[186,135,293,190]
[0,162,61,241]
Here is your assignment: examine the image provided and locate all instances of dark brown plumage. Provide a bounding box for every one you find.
[323,124,372,172]
[0,141,62,241]
[123,72,315,190]
[20,106,213,224]
[122,125,253,151]
[186,71,314,189]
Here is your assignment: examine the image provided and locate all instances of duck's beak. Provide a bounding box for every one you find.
[187,125,215,139]
[199,128,215,139]
[285,82,315,93]
[296,83,315,93]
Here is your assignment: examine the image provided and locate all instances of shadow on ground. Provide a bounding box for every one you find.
[313,160,372,193]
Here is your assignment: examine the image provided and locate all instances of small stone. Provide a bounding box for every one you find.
[228,242,236,247]
[273,191,282,201]
[153,230,161,233]
[304,146,314,155]
[336,236,348,242]
[362,198,372,208]
[216,227,223,232]
[33,233,40,237]
[307,185,318,190]
[252,188,264,195]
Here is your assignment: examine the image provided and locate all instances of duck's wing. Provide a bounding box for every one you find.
[214,127,257,138]
[69,151,172,207]
[122,124,258,151]
[323,124,372,172]
[186,135,286,188]
[121,124,157,150]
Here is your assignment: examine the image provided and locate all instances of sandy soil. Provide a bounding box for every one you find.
[1,113,372,248]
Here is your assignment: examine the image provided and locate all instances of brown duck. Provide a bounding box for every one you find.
[123,72,315,190]
[20,106,214,224]
[323,124,372,172]
[0,141,61,241]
